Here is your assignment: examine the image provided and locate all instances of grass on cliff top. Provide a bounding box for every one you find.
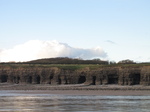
[1,63,150,70]
[25,64,103,70]
[51,64,103,70]
[0,63,103,70]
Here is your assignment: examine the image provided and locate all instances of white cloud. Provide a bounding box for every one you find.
[0,40,107,62]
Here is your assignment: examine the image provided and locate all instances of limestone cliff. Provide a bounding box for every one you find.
[0,64,150,86]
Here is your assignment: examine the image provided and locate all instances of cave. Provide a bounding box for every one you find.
[58,77,62,84]
[58,78,61,84]
[50,76,53,80]
[64,76,68,84]
[108,75,118,84]
[28,76,32,84]
[133,73,141,85]
[78,76,86,84]
[92,76,96,85]
[1,75,8,83]
[49,75,53,84]
[14,76,20,84]
[36,76,41,84]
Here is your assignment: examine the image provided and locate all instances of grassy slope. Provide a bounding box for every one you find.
[1,63,150,70]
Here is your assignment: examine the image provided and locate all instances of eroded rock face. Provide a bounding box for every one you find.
[140,66,150,85]
[0,66,150,85]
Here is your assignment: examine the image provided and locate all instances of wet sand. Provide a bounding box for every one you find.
[1,83,150,96]
[10,90,150,96]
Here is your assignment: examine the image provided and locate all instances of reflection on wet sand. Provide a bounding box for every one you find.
[0,92,150,112]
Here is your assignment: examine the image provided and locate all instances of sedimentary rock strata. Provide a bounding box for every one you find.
[0,65,150,86]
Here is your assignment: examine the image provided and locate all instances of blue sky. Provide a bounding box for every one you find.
[0,0,150,62]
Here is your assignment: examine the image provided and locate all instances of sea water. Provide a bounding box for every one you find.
[0,91,150,112]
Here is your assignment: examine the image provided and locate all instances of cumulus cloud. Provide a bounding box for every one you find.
[0,40,107,62]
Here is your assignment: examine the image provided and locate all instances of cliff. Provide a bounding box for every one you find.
[0,64,150,86]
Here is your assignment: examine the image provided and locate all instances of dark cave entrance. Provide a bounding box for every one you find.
[49,75,54,84]
[36,76,41,84]
[64,76,68,84]
[1,75,8,83]
[14,76,20,84]
[108,75,118,84]
[50,76,53,80]
[28,76,32,84]
[58,77,61,84]
[92,76,96,85]
[78,76,86,84]
[133,73,141,85]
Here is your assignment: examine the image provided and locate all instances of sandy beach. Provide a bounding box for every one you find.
[9,89,150,96]
[0,83,150,96]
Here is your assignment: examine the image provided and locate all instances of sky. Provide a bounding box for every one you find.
[0,0,150,62]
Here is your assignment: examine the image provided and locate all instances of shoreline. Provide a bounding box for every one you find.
[1,83,150,90]
[8,89,150,96]
[0,83,150,96]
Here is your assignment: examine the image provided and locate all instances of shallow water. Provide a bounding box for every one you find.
[0,91,150,112]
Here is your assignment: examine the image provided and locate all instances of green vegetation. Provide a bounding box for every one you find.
[0,63,103,70]
[1,63,150,71]
[0,57,150,70]
[24,57,108,65]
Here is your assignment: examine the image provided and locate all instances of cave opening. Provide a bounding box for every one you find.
[36,76,40,84]
[78,76,86,84]
[29,76,32,84]
[133,73,141,85]
[65,76,68,84]
[1,75,8,83]
[49,75,53,84]
[50,76,53,80]
[92,76,96,85]
[108,75,118,84]
[15,76,20,84]
[58,77,61,84]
